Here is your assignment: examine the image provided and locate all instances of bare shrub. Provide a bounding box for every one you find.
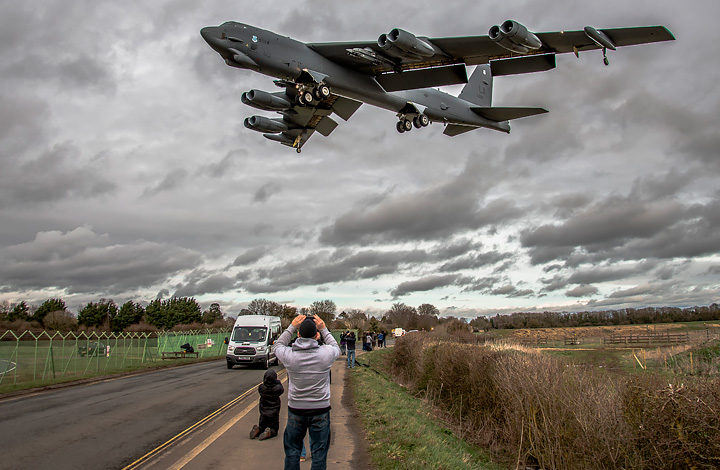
[42,310,79,332]
[124,322,159,333]
[624,375,720,469]
[388,336,720,469]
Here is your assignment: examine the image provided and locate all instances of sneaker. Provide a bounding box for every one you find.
[249,425,260,439]
[258,427,273,440]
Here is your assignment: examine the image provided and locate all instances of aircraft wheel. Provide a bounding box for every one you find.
[302,91,314,104]
[296,147,302,154]
[315,84,331,100]
[396,121,406,133]
[402,119,413,132]
[413,116,423,129]
[298,94,307,106]
[418,113,430,127]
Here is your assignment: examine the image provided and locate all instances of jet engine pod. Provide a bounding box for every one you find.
[386,28,436,57]
[241,90,292,111]
[489,20,542,54]
[244,116,289,133]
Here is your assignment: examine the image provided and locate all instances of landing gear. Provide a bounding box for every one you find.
[396,113,429,133]
[413,114,430,128]
[296,147,302,154]
[602,48,609,66]
[396,119,413,133]
[314,84,331,100]
[297,83,331,106]
[298,90,314,106]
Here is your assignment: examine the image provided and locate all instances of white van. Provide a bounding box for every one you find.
[225,315,282,370]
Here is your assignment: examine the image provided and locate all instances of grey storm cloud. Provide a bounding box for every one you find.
[439,251,513,273]
[0,227,202,295]
[0,142,117,208]
[253,182,282,203]
[565,285,599,298]
[233,247,270,266]
[390,274,459,297]
[320,157,523,245]
[522,196,688,252]
[174,272,237,298]
[491,285,534,298]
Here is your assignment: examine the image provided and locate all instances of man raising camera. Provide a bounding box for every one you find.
[275,314,340,470]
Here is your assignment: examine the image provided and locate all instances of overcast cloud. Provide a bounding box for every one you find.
[0,0,718,318]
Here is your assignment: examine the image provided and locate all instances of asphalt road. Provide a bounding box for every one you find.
[0,360,276,470]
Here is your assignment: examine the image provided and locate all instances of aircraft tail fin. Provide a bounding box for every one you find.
[458,64,493,107]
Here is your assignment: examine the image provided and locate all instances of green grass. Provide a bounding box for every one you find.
[350,349,502,470]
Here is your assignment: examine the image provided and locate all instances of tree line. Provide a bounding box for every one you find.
[0,297,225,331]
[2,296,717,333]
[477,304,720,331]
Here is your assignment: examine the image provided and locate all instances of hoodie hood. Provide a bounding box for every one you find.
[263,368,278,385]
[291,337,318,352]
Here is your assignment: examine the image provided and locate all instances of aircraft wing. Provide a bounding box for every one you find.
[307,25,674,74]
[258,86,362,152]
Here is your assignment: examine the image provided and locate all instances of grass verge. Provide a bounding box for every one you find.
[350,349,502,470]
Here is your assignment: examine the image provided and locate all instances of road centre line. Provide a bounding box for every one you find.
[169,373,289,470]
[122,369,287,470]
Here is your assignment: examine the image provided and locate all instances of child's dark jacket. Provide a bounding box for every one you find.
[259,369,284,422]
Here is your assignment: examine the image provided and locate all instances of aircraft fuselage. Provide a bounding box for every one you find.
[200,22,509,132]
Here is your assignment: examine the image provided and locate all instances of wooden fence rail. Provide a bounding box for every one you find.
[603,332,690,345]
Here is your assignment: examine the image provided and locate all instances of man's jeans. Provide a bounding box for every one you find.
[346,349,356,368]
[283,410,331,470]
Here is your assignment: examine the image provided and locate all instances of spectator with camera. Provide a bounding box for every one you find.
[275,314,340,470]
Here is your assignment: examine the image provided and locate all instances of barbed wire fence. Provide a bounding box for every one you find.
[0,328,230,391]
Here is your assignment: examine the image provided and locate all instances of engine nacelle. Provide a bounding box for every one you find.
[489,20,542,54]
[244,116,289,134]
[378,29,435,59]
[241,90,292,111]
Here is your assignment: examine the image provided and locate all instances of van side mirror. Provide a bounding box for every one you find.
[224,337,229,345]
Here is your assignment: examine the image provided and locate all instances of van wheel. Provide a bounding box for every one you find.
[262,355,270,370]
[227,361,234,369]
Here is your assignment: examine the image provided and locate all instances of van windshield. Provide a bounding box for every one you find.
[232,327,267,342]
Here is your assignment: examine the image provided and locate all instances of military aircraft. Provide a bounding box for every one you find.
[200,21,674,152]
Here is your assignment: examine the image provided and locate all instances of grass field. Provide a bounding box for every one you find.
[496,320,720,375]
[0,331,228,394]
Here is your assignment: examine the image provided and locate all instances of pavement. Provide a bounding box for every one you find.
[132,351,372,470]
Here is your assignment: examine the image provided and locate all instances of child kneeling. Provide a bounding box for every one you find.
[250,369,284,440]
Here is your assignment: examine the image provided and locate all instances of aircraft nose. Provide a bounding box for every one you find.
[201,27,223,48]
[200,27,214,44]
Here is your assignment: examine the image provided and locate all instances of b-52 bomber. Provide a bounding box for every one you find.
[200,20,674,152]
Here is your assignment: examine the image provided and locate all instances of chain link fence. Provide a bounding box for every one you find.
[0,329,230,391]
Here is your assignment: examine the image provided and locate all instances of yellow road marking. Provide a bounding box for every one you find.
[169,373,289,470]
[123,370,287,470]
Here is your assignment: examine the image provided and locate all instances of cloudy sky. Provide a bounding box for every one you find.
[1,0,718,318]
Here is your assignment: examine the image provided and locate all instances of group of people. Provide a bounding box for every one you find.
[361,330,388,350]
[250,314,340,470]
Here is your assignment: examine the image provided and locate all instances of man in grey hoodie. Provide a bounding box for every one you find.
[275,314,340,470]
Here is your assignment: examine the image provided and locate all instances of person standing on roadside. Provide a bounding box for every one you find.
[275,314,340,470]
[339,330,347,355]
[345,331,356,368]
